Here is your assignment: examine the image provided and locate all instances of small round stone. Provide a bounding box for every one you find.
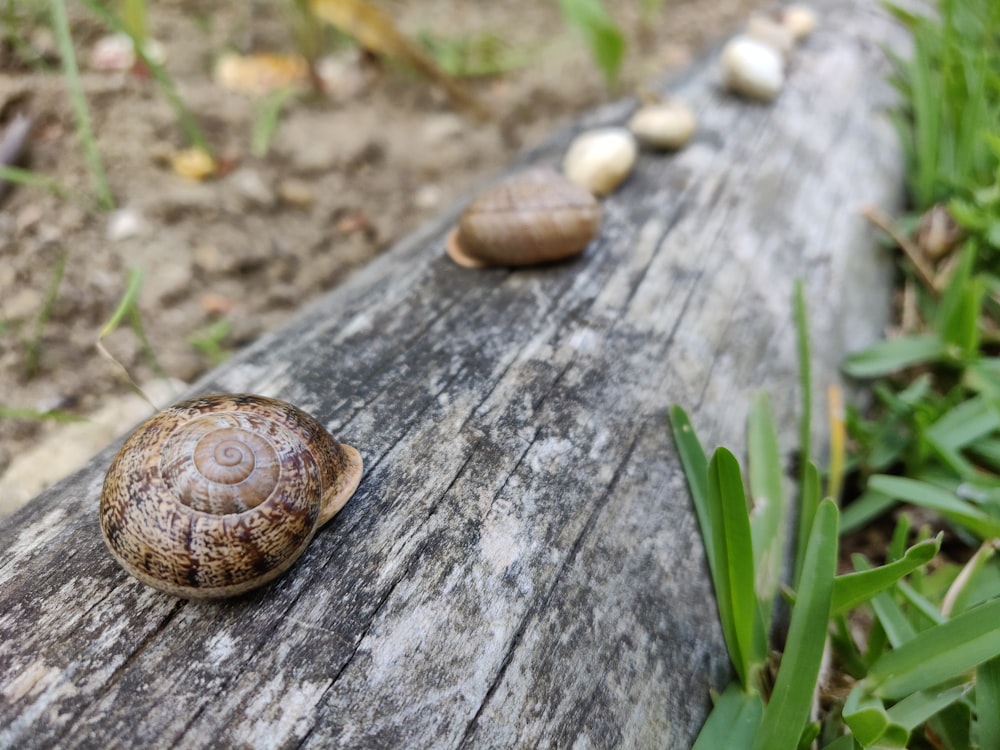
[628,102,697,151]
[562,127,638,196]
[721,36,785,102]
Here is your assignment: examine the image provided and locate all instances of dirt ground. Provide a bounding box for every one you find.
[0,0,768,513]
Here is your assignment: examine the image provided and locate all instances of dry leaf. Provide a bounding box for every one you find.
[214,52,310,95]
[309,0,487,118]
[170,147,217,181]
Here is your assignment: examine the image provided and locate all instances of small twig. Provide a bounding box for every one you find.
[96,268,158,410]
[862,204,939,294]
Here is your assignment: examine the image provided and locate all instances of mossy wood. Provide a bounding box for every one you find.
[0,2,904,747]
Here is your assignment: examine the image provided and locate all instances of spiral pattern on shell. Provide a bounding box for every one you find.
[100,394,363,598]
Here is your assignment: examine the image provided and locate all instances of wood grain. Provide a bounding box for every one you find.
[0,1,906,746]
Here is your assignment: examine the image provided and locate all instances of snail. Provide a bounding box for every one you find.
[99,393,363,599]
[445,166,601,268]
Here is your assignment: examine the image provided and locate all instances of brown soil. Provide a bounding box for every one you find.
[0,0,766,513]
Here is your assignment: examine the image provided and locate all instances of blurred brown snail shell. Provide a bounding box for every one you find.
[99,393,363,599]
[446,166,601,268]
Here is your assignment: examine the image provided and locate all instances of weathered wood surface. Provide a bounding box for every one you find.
[0,2,906,747]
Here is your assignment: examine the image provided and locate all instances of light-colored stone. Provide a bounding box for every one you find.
[562,127,637,196]
[781,4,819,41]
[721,35,786,102]
[107,207,149,241]
[230,167,275,208]
[628,102,697,150]
[278,179,314,208]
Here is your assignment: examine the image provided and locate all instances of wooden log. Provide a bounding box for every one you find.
[0,1,906,746]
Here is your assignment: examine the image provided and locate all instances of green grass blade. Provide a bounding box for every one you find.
[831,535,941,616]
[252,87,298,158]
[691,683,763,750]
[927,698,972,750]
[923,395,999,478]
[793,280,812,493]
[841,334,948,378]
[49,0,113,209]
[935,243,980,354]
[668,406,714,573]
[747,393,786,638]
[842,686,908,747]
[868,475,1000,539]
[709,447,762,687]
[896,580,947,626]
[868,597,1000,699]
[886,681,972,731]
[840,489,896,535]
[99,267,144,338]
[978,655,1000,750]
[0,406,85,423]
[852,556,917,648]
[821,736,860,750]
[870,590,918,649]
[81,0,209,151]
[0,165,67,197]
[943,541,998,615]
[556,0,625,87]
[793,462,821,590]
[752,499,838,750]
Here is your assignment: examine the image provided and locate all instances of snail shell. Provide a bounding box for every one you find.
[99,393,363,599]
[446,166,601,268]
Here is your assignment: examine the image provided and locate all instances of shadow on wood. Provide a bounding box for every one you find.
[0,1,905,747]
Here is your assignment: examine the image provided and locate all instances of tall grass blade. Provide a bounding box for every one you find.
[747,393,785,638]
[867,597,1000,699]
[868,474,1000,539]
[830,536,940,616]
[752,499,838,750]
[81,0,209,151]
[691,683,763,750]
[841,334,948,378]
[886,682,972,732]
[50,0,113,209]
[668,406,713,566]
[793,280,812,482]
[978,655,1000,750]
[708,447,762,687]
[793,461,820,590]
[0,165,67,197]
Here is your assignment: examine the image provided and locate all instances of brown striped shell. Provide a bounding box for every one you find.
[99,393,363,599]
[445,166,601,268]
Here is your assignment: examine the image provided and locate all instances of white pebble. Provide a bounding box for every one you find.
[721,36,785,102]
[106,207,148,241]
[628,102,696,151]
[562,127,637,196]
[780,5,818,41]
